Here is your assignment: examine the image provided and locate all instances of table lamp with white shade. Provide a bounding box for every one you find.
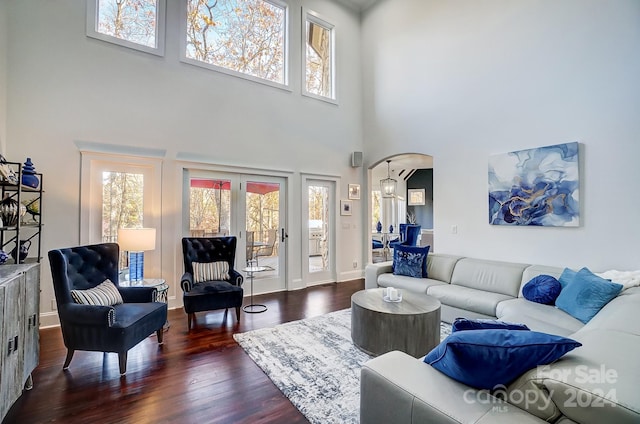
[118,227,156,282]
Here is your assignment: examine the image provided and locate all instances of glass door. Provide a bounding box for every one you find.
[188,177,232,237]
[241,175,287,293]
[303,179,335,286]
[187,172,287,294]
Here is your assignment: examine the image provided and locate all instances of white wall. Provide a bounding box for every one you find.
[362,0,640,270]
[0,0,7,155]
[5,0,364,324]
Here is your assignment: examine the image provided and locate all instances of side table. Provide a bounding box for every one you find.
[121,278,170,329]
[242,266,268,313]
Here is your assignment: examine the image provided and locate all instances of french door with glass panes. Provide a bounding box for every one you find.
[303,179,336,286]
[187,172,287,294]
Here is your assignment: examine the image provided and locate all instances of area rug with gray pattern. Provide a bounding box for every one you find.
[233,308,452,424]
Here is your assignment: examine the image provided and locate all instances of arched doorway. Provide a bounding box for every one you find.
[368,153,433,263]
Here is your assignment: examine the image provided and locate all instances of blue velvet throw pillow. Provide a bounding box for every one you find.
[555,267,623,323]
[424,330,582,389]
[452,318,529,332]
[522,275,562,305]
[392,244,430,278]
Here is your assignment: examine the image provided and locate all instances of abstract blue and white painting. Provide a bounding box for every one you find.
[489,142,580,226]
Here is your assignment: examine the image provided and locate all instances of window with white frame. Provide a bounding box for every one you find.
[303,10,335,101]
[183,0,288,87]
[80,152,162,275]
[102,171,145,242]
[86,0,166,56]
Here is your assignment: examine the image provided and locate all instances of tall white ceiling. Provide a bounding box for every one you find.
[334,0,380,12]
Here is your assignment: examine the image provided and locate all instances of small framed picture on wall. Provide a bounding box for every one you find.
[408,188,426,206]
[340,200,353,216]
[348,184,361,200]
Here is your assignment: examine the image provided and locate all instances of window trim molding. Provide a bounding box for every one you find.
[179,0,291,92]
[301,8,337,104]
[79,152,163,247]
[86,0,167,57]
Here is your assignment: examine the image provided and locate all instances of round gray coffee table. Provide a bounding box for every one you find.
[351,288,441,357]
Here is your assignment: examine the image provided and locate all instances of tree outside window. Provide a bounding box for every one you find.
[189,179,231,236]
[185,0,287,85]
[87,0,166,55]
[305,12,334,100]
[102,172,144,243]
[96,0,158,47]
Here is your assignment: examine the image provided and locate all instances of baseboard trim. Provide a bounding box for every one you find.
[339,270,364,282]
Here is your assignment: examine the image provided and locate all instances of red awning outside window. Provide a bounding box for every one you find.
[190,179,279,195]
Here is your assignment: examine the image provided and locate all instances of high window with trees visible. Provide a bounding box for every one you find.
[304,10,335,101]
[183,0,288,87]
[86,0,166,55]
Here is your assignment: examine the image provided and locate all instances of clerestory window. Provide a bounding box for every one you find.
[86,0,166,56]
[183,0,288,88]
[303,10,335,102]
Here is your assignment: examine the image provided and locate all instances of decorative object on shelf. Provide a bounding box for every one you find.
[0,154,19,185]
[376,221,382,233]
[0,166,43,265]
[21,158,40,188]
[10,239,31,263]
[380,160,397,198]
[118,227,156,282]
[22,199,40,224]
[0,194,19,226]
[389,224,394,233]
[0,250,9,264]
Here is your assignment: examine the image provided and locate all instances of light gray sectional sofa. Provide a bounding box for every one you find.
[361,254,640,424]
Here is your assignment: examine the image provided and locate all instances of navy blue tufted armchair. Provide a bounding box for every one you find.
[181,237,244,331]
[48,243,167,375]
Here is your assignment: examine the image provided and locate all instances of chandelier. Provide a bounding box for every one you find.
[380,160,397,198]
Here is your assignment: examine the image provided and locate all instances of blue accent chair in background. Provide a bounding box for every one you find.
[390,224,422,249]
[404,224,422,246]
[388,223,407,249]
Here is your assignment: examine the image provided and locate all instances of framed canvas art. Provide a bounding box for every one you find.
[488,142,580,226]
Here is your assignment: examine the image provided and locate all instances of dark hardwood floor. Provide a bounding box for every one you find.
[3,279,365,424]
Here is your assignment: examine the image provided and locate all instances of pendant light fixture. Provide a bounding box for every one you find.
[380,160,397,198]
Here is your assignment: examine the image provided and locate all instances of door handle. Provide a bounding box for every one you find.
[281,228,288,242]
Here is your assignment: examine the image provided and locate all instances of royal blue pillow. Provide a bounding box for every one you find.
[555,267,623,323]
[424,330,581,389]
[392,244,430,278]
[522,275,562,305]
[452,318,529,332]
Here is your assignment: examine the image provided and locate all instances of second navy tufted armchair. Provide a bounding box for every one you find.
[48,243,167,375]
[181,237,244,331]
